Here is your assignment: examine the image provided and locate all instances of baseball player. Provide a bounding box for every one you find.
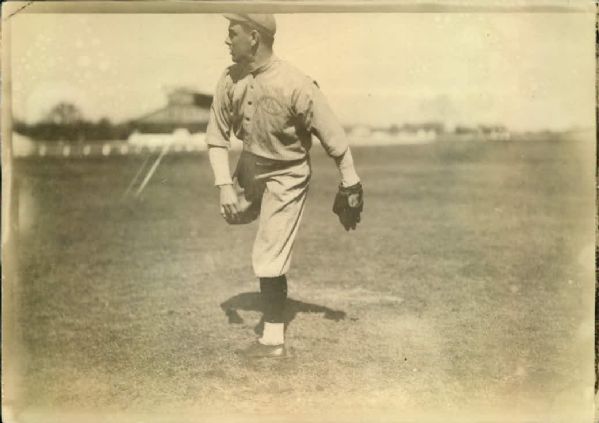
[206,13,364,358]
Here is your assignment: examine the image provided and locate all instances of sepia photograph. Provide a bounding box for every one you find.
[2,1,596,422]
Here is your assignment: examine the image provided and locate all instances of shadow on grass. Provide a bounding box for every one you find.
[220,292,347,335]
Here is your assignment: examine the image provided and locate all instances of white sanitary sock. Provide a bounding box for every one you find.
[260,322,284,346]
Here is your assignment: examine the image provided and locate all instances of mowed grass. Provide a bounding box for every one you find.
[8,137,596,421]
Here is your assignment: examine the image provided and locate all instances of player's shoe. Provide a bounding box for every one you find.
[237,341,286,359]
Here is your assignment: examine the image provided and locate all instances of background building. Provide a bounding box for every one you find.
[131,87,212,134]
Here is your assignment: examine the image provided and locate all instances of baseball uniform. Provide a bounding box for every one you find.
[206,55,354,277]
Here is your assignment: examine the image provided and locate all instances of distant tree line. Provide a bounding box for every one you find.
[14,102,135,142]
[14,119,135,142]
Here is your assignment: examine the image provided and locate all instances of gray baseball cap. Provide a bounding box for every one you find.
[224,13,276,38]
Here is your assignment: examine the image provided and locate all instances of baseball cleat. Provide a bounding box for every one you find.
[237,341,287,359]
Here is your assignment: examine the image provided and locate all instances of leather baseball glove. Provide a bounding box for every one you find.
[225,153,263,225]
[332,182,363,231]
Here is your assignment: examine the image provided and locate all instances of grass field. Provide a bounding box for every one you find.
[4,137,596,422]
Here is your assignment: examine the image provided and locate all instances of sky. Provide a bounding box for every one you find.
[10,12,596,131]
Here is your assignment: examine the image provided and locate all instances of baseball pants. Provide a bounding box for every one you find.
[235,152,311,278]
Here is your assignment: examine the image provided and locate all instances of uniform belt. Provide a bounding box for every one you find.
[242,151,307,171]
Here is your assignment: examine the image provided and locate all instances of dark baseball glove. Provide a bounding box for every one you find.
[332,182,363,231]
[226,152,264,225]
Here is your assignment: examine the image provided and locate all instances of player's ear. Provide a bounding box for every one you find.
[249,29,260,47]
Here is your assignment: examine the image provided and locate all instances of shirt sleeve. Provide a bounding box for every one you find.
[207,146,233,186]
[334,147,361,187]
[206,70,232,149]
[293,78,348,158]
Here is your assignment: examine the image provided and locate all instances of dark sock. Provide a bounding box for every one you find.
[259,275,287,323]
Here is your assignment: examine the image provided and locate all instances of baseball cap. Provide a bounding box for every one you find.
[224,13,276,38]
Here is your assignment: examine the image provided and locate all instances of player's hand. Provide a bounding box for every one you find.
[219,184,241,223]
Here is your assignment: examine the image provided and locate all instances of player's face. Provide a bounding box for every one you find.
[225,23,254,64]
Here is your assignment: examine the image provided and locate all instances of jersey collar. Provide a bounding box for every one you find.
[249,54,278,75]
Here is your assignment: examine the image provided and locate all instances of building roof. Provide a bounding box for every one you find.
[133,88,213,130]
[136,105,210,125]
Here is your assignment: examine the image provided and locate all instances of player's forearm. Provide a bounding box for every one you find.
[334,147,360,188]
[207,146,233,186]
